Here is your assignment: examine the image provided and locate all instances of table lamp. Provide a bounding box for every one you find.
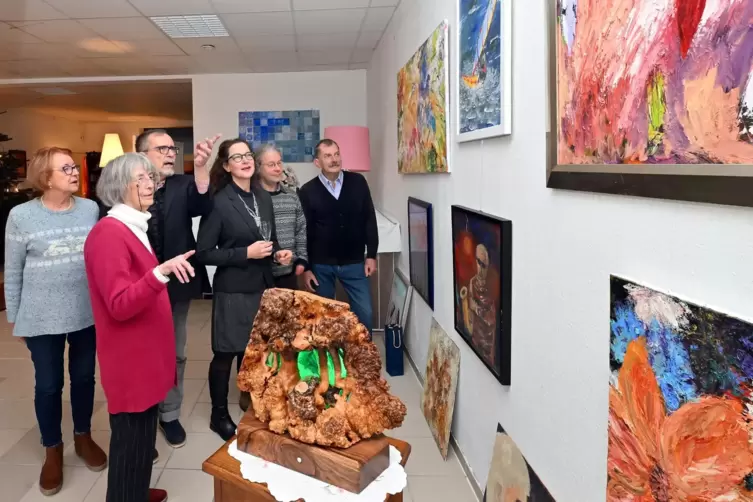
[99,133,124,167]
[323,126,371,172]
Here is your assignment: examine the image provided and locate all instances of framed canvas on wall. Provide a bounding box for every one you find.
[457,0,513,141]
[547,0,753,207]
[408,197,434,310]
[451,205,512,385]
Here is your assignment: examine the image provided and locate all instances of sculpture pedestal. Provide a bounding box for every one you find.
[236,412,391,495]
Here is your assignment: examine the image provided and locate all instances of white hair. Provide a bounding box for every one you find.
[96,152,157,207]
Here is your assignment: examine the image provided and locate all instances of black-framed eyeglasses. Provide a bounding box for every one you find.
[58,164,80,175]
[229,153,254,163]
[152,146,179,155]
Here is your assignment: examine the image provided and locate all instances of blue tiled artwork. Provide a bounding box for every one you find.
[238,110,321,163]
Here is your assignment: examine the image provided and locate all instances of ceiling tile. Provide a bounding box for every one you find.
[368,0,400,6]
[55,58,110,77]
[247,61,299,73]
[0,0,67,21]
[221,12,294,36]
[350,48,373,63]
[149,55,197,74]
[362,6,394,31]
[89,56,158,75]
[10,20,98,42]
[0,21,44,43]
[112,39,184,56]
[44,0,141,19]
[79,17,166,40]
[356,31,382,49]
[293,9,366,34]
[349,62,369,69]
[173,36,239,55]
[211,0,289,13]
[125,0,215,16]
[246,51,298,65]
[235,34,295,52]
[292,0,369,10]
[0,42,75,61]
[72,37,127,57]
[3,59,68,77]
[297,50,351,65]
[192,53,249,73]
[296,33,357,51]
[299,63,349,72]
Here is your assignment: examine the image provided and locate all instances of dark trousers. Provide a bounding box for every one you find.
[25,326,97,447]
[107,404,158,502]
[312,263,373,332]
[210,351,243,408]
[273,272,299,290]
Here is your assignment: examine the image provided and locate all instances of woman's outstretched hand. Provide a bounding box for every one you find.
[158,250,196,283]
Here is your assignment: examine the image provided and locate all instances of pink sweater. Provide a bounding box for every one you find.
[84,218,175,414]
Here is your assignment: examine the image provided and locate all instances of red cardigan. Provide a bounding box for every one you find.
[84,218,176,414]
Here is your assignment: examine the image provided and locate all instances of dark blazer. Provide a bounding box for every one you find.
[195,183,278,295]
[98,174,212,302]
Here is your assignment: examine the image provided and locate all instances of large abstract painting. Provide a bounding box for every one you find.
[451,206,512,385]
[484,423,555,501]
[457,0,513,141]
[238,110,320,163]
[421,319,460,459]
[397,21,450,174]
[608,276,753,500]
[408,197,434,310]
[548,1,753,207]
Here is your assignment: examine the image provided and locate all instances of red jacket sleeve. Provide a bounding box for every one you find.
[84,221,167,322]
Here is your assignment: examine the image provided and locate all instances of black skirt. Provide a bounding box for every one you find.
[211,292,263,353]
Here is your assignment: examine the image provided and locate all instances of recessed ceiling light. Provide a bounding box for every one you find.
[32,87,76,96]
[201,44,215,50]
[150,15,229,39]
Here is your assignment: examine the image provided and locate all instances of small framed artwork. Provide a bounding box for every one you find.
[408,197,434,310]
[451,205,512,385]
[387,268,413,328]
[457,0,513,141]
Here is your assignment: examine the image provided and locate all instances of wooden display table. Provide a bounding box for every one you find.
[202,433,411,502]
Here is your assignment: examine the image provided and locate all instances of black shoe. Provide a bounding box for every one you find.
[159,420,187,448]
[210,407,237,442]
[239,391,250,412]
[153,448,159,465]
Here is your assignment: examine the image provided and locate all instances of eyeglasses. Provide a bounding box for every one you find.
[151,146,179,155]
[57,164,80,175]
[229,153,254,163]
[135,173,157,184]
[263,161,284,169]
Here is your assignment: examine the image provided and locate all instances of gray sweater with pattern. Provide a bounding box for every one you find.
[268,187,307,277]
[4,197,100,337]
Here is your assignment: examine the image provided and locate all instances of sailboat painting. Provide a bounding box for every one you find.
[457,0,512,141]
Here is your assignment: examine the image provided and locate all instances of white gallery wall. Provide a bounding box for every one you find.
[367,0,753,500]
[192,70,367,187]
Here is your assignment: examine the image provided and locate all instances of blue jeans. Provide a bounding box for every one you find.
[312,263,373,334]
[24,326,97,447]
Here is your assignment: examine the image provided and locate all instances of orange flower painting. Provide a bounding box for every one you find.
[421,319,460,459]
[609,276,753,501]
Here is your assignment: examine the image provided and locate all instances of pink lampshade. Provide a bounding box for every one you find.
[323,126,371,172]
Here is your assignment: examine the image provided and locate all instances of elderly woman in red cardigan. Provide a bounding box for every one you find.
[84,153,196,502]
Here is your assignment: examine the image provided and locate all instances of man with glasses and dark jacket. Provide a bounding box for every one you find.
[133,129,218,450]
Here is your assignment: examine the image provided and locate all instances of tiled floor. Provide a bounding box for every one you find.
[0,300,478,501]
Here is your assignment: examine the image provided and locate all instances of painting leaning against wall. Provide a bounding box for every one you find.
[548,0,753,207]
[397,20,450,174]
[608,276,753,500]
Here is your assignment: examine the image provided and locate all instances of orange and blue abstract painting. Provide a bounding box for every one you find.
[397,21,449,174]
[556,0,753,165]
[608,276,753,501]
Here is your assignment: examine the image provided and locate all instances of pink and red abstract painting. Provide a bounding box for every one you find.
[550,0,753,206]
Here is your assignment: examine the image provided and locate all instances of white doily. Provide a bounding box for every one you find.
[227,439,407,502]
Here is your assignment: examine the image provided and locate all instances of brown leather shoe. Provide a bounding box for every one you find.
[40,444,64,496]
[148,488,168,502]
[74,433,108,472]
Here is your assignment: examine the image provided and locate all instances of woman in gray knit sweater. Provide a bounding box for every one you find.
[4,147,107,495]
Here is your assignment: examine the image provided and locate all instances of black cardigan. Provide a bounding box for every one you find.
[298,171,378,267]
[195,183,278,294]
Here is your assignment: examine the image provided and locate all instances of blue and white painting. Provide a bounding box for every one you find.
[457,0,512,141]
[238,110,320,163]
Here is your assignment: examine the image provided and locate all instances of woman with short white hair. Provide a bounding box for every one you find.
[84,153,195,502]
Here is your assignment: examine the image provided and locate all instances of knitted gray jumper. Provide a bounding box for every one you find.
[269,187,307,277]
